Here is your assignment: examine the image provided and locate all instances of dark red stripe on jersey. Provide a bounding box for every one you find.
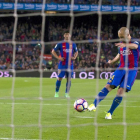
[69,43,73,65]
[62,42,66,65]
[119,48,125,68]
[128,49,134,68]
[137,49,139,65]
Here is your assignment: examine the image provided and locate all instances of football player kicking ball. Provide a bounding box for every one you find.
[52,31,78,98]
[88,27,140,119]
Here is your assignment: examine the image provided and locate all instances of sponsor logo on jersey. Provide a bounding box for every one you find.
[120,50,132,55]
[63,49,72,53]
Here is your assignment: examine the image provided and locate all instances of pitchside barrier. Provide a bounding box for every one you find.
[1,70,140,79]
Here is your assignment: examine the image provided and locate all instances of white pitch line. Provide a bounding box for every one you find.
[75,116,95,118]
[0,138,40,140]
[101,100,138,103]
[0,103,63,106]
[0,102,139,108]
[0,97,138,102]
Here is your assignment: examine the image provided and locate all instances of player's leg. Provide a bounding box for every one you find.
[88,84,113,111]
[121,70,137,92]
[105,70,137,119]
[65,77,71,98]
[88,70,125,111]
[93,84,113,107]
[54,69,65,97]
[105,87,124,119]
[55,77,63,97]
[65,69,73,98]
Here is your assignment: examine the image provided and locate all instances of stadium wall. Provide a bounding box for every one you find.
[1,71,140,79]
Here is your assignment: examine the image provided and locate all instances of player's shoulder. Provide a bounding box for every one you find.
[55,41,63,48]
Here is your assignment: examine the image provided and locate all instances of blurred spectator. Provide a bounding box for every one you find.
[0,0,140,5]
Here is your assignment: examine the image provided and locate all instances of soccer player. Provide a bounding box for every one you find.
[52,31,78,98]
[88,27,140,119]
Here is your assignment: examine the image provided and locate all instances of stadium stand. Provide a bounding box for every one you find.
[0,14,140,70]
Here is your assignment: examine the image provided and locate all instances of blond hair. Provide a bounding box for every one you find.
[118,27,130,42]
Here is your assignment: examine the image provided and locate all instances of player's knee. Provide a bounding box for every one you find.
[105,84,115,91]
[117,88,124,95]
[110,85,116,89]
[117,87,129,95]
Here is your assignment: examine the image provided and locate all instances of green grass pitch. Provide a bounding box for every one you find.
[0,78,140,140]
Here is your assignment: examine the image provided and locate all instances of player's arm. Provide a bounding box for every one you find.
[72,51,78,60]
[71,43,78,60]
[52,44,64,61]
[115,43,138,49]
[108,53,120,65]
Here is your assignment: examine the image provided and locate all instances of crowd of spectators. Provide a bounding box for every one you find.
[0,18,43,70]
[0,16,140,71]
[46,0,99,4]
[0,45,43,70]
[1,0,140,6]
[0,0,42,3]
[0,21,41,42]
[119,0,140,6]
[47,0,140,5]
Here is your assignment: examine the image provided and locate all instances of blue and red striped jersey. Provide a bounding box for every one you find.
[118,41,140,68]
[53,41,78,68]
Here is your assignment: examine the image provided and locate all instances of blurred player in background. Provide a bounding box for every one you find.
[52,31,78,98]
[88,27,140,119]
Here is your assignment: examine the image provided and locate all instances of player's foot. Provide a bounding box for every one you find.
[54,92,59,97]
[88,104,96,111]
[105,112,112,119]
[65,93,70,98]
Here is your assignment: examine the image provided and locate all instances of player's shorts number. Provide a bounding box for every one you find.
[58,69,61,75]
[111,75,115,80]
[108,75,115,83]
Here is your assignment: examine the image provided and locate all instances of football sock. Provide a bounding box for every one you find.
[65,81,71,93]
[93,87,109,107]
[108,96,123,115]
[55,80,61,92]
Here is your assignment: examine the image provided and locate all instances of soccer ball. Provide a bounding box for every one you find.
[74,98,88,112]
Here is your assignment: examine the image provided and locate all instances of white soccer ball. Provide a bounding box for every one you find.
[74,98,88,112]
